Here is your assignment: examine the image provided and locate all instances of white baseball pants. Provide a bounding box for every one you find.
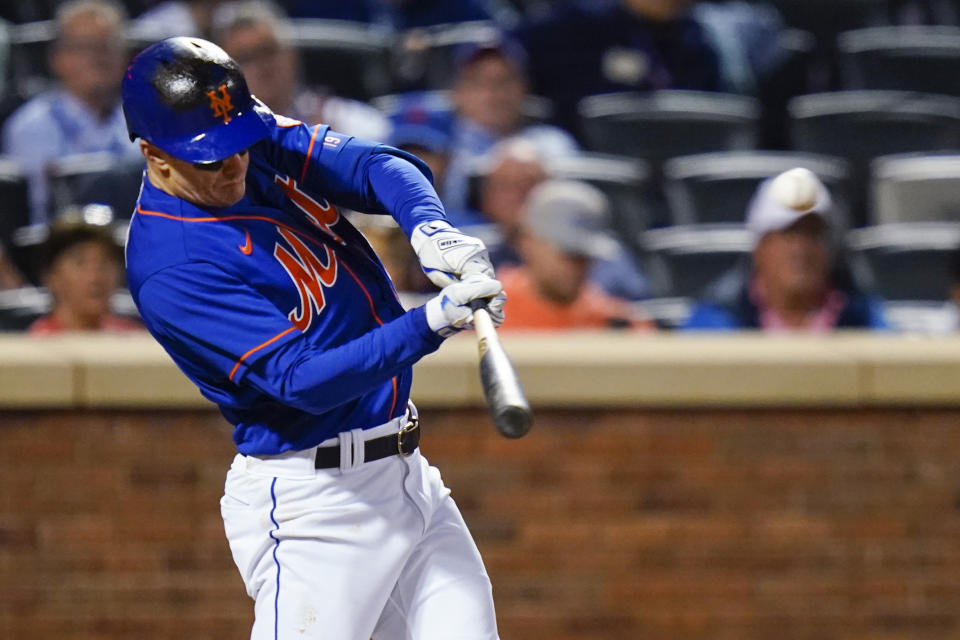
[220,419,500,640]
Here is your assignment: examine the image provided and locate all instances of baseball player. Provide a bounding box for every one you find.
[122,38,506,640]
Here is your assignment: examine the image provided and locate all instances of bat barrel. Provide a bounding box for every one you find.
[472,305,533,439]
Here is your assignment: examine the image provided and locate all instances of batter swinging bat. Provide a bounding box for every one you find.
[469,300,532,439]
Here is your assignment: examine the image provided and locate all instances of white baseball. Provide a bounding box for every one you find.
[768,167,821,211]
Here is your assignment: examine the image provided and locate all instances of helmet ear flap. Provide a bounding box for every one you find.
[122,37,270,163]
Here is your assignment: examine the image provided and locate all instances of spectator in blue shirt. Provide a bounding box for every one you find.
[2,0,142,224]
[442,35,578,213]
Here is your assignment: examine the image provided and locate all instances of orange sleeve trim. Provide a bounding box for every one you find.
[300,124,322,184]
[228,326,296,382]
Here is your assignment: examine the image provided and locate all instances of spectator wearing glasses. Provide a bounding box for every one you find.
[211,0,390,140]
[2,0,142,224]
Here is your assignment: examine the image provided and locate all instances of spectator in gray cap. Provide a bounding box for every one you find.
[683,168,887,331]
[463,137,648,301]
[495,179,651,330]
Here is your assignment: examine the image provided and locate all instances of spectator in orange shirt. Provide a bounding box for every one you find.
[28,219,142,334]
[497,179,651,331]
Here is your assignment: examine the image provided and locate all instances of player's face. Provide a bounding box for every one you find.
[142,142,250,209]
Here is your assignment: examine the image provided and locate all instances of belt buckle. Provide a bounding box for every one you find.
[397,414,419,457]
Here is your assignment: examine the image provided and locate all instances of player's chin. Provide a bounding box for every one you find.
[211,181,247,208]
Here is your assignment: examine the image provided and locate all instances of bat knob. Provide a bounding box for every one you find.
[495,405,533,439]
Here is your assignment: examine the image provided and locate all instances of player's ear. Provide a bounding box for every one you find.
[140,140,170,172]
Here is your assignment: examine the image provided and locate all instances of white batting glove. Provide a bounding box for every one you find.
[425,273,506,337]
[410,220,494,288]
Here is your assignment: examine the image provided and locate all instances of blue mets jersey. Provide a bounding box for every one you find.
[126,116,448,456]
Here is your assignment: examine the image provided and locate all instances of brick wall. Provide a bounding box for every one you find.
[2,407,960,640]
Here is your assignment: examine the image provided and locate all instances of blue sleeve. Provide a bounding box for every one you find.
[137,262,444,413]
[680,303,742,330]
[364,153,446,237]
[269,123,446,236]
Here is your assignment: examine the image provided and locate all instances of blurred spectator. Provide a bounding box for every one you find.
[442,35,578,212]
[130,0,227,40]
[466,138,649,300]
[514,0,786,134]
[496,179,652,330]
[386,92,454,186]
[2,0,141,224]
[467,137,548,236]
[283,0,519,30]
[0,246,25,290]
[683,168,887,331]
[28,218,141,334]
[211,0,389,139]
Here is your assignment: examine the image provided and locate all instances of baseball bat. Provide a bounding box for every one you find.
[469,299,533,439]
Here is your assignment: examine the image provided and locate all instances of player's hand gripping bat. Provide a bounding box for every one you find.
[469,299,532,438]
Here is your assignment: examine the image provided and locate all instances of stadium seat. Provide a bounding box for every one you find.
[759,0,889,34]
[870,153,960,225]
[0,285,49,330]
[0,157,30,269]
[789,91,960,164]
[662,151,852,227]
[546,153,652,250]
[846,222,960,302]
[290,19,394,101]
[638,224,754,299]
[392,21,501,91]
[882,300,958,334]
[837,26,960,97]
[577,91,761,169]
[788,90,960,224]
[8,19,54,99]
[47,153,145,221]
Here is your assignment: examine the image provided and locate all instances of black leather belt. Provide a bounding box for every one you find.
[314,410,420,469]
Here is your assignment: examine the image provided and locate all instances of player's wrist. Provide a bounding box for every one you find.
[424,295,461,338]
[409,219,453,248]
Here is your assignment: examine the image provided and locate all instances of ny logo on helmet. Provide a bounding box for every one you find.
[207,84,234,123]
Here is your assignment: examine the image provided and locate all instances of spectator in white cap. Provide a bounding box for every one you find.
[495,179,651,330]
[683,167,888,331]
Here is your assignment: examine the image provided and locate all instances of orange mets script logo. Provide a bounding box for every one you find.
[274,175,344,244]
[207,84,234,124]
[274,227,338,331]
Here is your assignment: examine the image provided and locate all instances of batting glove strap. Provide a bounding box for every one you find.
[410,220,495,288]
[425,273,504,337]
